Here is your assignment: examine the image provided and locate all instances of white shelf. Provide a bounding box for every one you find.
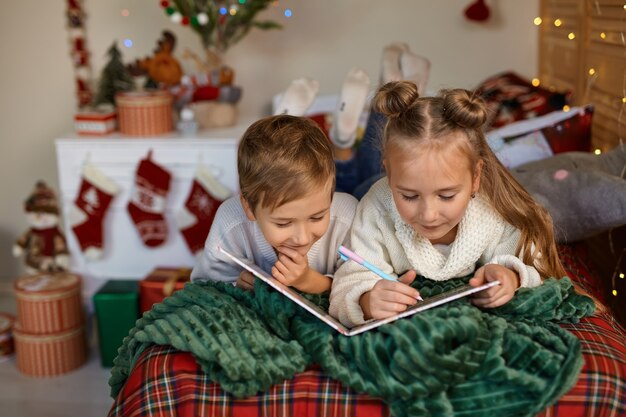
[55,124,250,282]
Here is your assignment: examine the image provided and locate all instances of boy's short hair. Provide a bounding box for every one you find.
[237,115,336,211]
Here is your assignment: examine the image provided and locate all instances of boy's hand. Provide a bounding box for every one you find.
[360,270,420,320]
[272,246,310,288]
[236,270,255,291]
[272,246,331,293]
[469,264,518,308]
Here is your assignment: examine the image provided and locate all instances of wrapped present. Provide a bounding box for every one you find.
[74,110,116,135]
[139,267,191,314]
[116,90,173,136]
[0,312,15,361]
[93,280,139,367]
[14,272,84,335]
[13,323,87,377]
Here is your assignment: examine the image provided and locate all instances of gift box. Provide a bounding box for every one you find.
[93,280,139,367]
[13,323,87,377]
[14,272,84,335]
[0,312,15,361]
[139,267,191,314]
[74,110,117,135]
[116,90,173,136]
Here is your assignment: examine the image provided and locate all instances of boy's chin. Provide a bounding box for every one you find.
[275,245,311,257]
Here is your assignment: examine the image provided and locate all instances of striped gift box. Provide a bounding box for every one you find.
[116,90,173,136]
[14,273,84,335]
[13,324,87,377]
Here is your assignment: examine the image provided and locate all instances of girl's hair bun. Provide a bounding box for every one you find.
[372,81,420,118]
[441,89,487,129]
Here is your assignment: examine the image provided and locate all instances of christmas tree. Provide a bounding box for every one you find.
[160,0,282,69]
[93,42,135,106]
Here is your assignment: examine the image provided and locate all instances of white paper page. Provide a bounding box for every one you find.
[217,247,500,336]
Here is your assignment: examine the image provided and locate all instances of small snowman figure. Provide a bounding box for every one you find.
[13,181,70,274]
[177,106,198,136]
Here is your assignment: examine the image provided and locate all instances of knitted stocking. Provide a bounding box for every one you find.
[175,164,231,255]
[127,151,172,247]
[69,161,119,260]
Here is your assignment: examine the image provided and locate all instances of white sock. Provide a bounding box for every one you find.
[331,67,371,149]
[273,77,319,116]
[400,50,431,95]
[380,42,409,84]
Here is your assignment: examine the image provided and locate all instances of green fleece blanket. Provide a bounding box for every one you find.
[109,277,594,417]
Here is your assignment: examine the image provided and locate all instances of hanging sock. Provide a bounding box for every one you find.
[175,164,231,256]
[127,151,172,247]
[69,160,119,260]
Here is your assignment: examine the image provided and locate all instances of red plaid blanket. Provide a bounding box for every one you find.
[109,245,626,417]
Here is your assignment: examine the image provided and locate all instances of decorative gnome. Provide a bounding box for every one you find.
[13,181,70,274]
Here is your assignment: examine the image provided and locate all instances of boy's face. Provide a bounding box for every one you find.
[242,181,333,257]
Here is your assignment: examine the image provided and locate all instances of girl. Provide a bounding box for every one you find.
[329,81,566,327]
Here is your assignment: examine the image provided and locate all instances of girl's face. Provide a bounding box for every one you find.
[384,135,481,245]
[241,180,333,257]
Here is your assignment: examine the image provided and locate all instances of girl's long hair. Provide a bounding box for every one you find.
[373,81,566,279]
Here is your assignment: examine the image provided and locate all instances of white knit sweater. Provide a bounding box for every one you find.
[191,192,358,283]
[329,178,542,328]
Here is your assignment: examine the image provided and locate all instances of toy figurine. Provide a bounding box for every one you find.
[13,181,70,274]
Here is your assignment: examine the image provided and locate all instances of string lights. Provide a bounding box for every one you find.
[158,0,292,28]
[533,2,626,298]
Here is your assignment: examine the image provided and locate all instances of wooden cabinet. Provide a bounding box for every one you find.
[539,0,625,151]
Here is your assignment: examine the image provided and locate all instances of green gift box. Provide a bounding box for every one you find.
[93,280,139,367]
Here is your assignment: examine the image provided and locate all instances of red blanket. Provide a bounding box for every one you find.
[109,245,626,417]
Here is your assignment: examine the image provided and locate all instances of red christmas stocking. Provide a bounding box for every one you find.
[69,161,119,260]
[127,151,172,247]
[175,164,231,255]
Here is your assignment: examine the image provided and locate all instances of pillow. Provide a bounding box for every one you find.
[487,106,594,168]
[475,71,570,130]
[511,146,626,243]
[489,130,554,169]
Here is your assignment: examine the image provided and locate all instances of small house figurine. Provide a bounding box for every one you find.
[13,181,70,274]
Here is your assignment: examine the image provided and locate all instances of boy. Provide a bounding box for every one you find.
[191,115,357,294]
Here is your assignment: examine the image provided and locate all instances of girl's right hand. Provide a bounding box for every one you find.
[360,270,420,320]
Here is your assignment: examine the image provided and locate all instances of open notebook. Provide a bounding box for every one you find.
[218,246,500,336]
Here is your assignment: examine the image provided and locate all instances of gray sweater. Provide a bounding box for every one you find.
[191,192,357,283]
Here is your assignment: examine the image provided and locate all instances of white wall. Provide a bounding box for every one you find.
[0,0,539,281]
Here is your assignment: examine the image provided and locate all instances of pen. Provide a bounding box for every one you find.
[338,245,424,301]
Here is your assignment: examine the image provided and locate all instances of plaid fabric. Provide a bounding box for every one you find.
[109,246,626,417]
[109,346,390,417]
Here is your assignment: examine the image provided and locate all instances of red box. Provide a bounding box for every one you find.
[14,272,84,335]
[74,110,117,135]
[139,267,191,314]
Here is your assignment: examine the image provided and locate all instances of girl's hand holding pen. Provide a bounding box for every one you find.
[338,246,424,320]
[360,269,421,320]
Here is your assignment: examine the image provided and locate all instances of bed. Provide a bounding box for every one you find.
[108,243,626,417]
